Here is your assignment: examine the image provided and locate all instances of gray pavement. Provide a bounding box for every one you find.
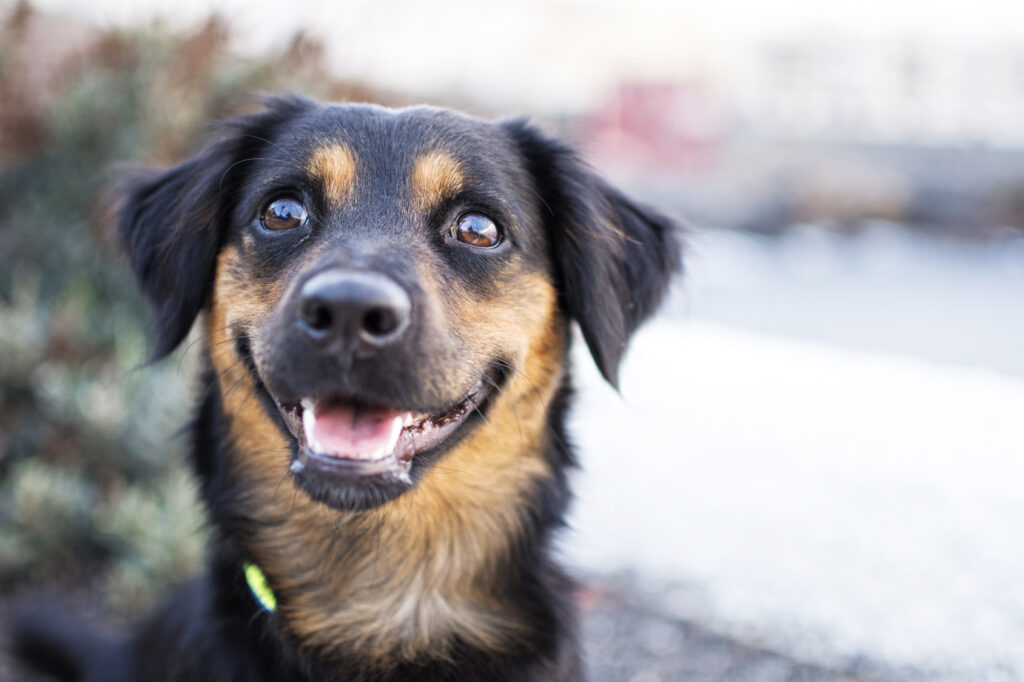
[1,578,922,682]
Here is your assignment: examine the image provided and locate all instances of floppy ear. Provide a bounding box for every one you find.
[503,120,683,387]
[114,95,315,359]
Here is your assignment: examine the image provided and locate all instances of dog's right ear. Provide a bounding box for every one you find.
[502,119,682,387]
[113,95,314,360]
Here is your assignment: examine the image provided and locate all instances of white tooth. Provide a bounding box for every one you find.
[302,403,321,451]
[354,448,383,461]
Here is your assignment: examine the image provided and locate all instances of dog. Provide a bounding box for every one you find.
[11,95,681,681]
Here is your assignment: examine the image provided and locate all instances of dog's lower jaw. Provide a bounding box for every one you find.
[272,363,509,513]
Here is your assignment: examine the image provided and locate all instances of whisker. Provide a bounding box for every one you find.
[238,134,293,157]
[176,326,247,371]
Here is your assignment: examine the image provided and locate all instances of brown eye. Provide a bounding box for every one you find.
[261,197,308,231]
[453,212,501,248]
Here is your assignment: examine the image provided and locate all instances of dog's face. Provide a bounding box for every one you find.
[212,104,563,510]
[116,97,680,512]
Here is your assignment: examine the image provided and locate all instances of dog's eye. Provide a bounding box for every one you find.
[261,197,308,231]
[452,213,501,248]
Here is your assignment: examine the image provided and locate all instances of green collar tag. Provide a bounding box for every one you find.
[244,561,277,613]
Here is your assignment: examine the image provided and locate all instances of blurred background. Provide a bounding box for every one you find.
[1,0,1023,680]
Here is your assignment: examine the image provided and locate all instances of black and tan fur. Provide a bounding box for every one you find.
[11,95,681,681]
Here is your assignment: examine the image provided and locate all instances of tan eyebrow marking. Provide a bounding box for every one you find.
[411,150,465,213]
[306,143,357,206]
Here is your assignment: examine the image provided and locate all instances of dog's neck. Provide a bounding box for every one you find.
[202,312,568,667]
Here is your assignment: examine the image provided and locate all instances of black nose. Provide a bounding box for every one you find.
[297,270,411,349]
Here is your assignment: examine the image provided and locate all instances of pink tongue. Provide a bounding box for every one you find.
[308,404,405,457]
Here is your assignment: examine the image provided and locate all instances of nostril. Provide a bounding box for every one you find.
[362,306,398,338]
[301,298,334,332]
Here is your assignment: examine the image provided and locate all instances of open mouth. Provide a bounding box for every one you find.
[274,369,499,483]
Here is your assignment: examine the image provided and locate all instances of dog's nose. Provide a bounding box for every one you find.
[297,270,411,348]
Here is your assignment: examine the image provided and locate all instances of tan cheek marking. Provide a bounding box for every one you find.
[306,143,358,206]
[212,247,278,329]
[411,150,465,213]
[206,248,289,481]
[448,270,558,366]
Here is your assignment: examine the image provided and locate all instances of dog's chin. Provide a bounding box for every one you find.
[271,366,503,512]
[286,463,414,512]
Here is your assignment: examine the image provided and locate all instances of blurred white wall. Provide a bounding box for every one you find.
[29,0,1024,145]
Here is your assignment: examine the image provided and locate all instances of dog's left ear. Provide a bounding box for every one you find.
[503,120,683,387]
[112,95,315,359]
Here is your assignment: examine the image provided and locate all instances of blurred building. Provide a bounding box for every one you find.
[732,35,1024,147]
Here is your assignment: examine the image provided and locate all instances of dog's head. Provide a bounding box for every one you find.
[116,96,680,512]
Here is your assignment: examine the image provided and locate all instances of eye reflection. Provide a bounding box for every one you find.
[453,213,501,248]
[262,197,308,231]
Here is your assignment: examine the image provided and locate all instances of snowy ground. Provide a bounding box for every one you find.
[566,226,1024,680]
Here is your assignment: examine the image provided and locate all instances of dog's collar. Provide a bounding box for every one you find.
[244,562,277,613]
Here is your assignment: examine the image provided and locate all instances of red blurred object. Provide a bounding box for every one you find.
[584,81,721,173]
